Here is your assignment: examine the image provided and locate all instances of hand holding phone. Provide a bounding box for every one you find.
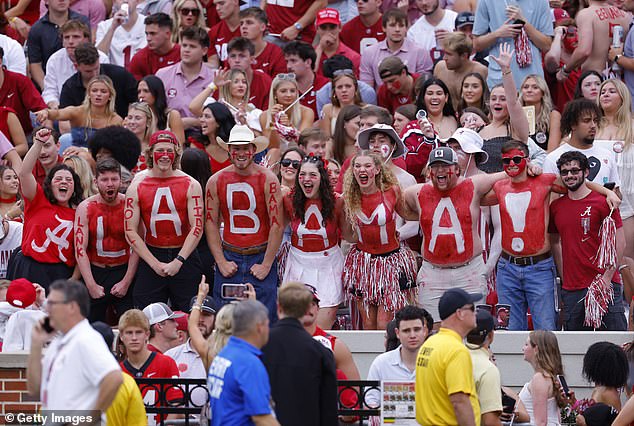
[221,283,248,300]
[557,374,570,396]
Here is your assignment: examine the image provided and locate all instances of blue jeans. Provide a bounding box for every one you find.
[561,283,627,331]
[496,256,557,330]
[213,249,278,323]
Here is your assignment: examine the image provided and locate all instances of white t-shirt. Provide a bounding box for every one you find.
[96,14,147,67]
[0,34,26,75]
[407,10,457,62]
[543,143,621,187]
[41,319,121,411]
[0,221,22,279]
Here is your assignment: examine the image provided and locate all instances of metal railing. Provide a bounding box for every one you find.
[136,378,382,425]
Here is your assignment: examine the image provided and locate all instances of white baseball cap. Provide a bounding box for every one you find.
[143,302,183,325]
[443,128,489,164]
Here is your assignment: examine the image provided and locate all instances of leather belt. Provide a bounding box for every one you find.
[222,242,268,255]
[501,251,551,267]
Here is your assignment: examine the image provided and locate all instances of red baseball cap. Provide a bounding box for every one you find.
[7,278,36,308]
[316,8,341,27]
[173,311,189,332]
[149,130,178,147]
[553,8,571,25]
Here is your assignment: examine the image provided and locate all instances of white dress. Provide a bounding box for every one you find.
[518,382,561,426]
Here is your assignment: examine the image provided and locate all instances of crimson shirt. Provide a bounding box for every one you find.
[0,69,47,134]
[208,21,241,63]
[316,42,361,78]
[549,190,623,290]
[266,0,317,44]
[0,106,17,144]
[22,184,76,266]
[128,44,181,80]
[300,73,329,117]
[340,15,386,54]
[253,42,287,78]
[249,70,272,110]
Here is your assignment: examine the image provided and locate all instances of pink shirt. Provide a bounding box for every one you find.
[360,38,432,88]
[155,61,214,118]
[40,0,106,29]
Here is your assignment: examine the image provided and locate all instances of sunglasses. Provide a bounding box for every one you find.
[280,158,301,169]
[277,73,296,81]
[560,168,582,176]
[333,69,354,77]
[180,7,200,16]
[501,156,526,165]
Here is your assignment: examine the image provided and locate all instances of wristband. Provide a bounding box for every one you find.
[207,82,217,92]
[176,255,186,263]
[502,69,512,76]
[619,264,630,271]
[615,55,621,64]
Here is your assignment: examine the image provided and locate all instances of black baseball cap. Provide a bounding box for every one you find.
[455,12,475,29]
[468,310,495,339]
[427,147,458,167]
[438,288,481,320]
[190,295,218,314]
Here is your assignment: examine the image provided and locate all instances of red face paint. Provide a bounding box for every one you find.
[502,149,527,178]
[390,79,402,92]
[153,151,175,164]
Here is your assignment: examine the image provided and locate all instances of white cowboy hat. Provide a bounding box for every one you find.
[357,123,407,159]
[442,127,489,164]
[217,124,269,154]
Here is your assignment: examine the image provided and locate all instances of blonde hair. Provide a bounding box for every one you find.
[127,102,158,145]
[518,74,555,135]
[598,78,634,149]
[118,309,150,332]
[64,155,97,197]
[343,150,398,226]
[220,69,251,109]
[266,75,302,130]
[82,75,117,121]
[529,330,566,408]
[206,303,236,365]
[171,0,206,43]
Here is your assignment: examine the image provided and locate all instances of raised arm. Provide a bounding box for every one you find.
[189,276,213,370]
[563,11,592,73]
[544,26,565,73]
[18,128,50,201]
[490,43,529,142]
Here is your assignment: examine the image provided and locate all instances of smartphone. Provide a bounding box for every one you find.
[42,317,54,333]
[557,374,570,396]
[513,18,525,26]
[502,392,516,414]
[221,283,247,300]
[120,3,129,22]
[604,182,616,190]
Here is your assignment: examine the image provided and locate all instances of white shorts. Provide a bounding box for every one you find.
[283,245,344,308]
[417,256,487,322]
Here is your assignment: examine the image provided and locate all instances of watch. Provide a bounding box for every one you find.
[615,54,621,64]
[294,22,303,31]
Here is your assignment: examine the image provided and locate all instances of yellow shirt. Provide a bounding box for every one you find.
[415,328,481,426]
[106,372,147,426]
[469,346,503,415]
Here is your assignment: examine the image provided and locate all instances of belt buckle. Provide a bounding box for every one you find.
[515,256,531,267]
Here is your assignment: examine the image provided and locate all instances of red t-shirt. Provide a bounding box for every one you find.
[22,184,76,266]
[284,196,341,252]
[121,352,183,426]
[317,42,361,78]
[300,73,329,117]
[377,73,419,114]
[0,106,17,144]
[138,175,193,247]
[249,70,272,110]
[128,44,181,81]
[201,0,219,28]
[266,0,317,44]
[34,155,63,186]
[340,15,386,54]
[401,120,435,183]
[549,190,623,290]
[208,21,241,63]
[0,70,46,134]
[354,186,400,255]
[419,179,476,265]
[216,169,271,247]
[85,198,130,265]
[253,42,287,78]
[494,174,556,256]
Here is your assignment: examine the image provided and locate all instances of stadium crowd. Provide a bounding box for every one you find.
[0,0,634,422]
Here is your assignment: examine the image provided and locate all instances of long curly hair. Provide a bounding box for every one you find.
[518,74,555,135]
[291,156,335,226]
[343,150,398,226]
[43,164,84,208]
[529,330,566,408]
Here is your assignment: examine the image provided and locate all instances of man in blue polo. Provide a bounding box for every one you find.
[207,300,279,426]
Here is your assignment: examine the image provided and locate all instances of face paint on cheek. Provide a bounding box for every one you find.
[391,80,402,91]
[380,144,392,159]
[153,151,175,163]
[429,169,436,179]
